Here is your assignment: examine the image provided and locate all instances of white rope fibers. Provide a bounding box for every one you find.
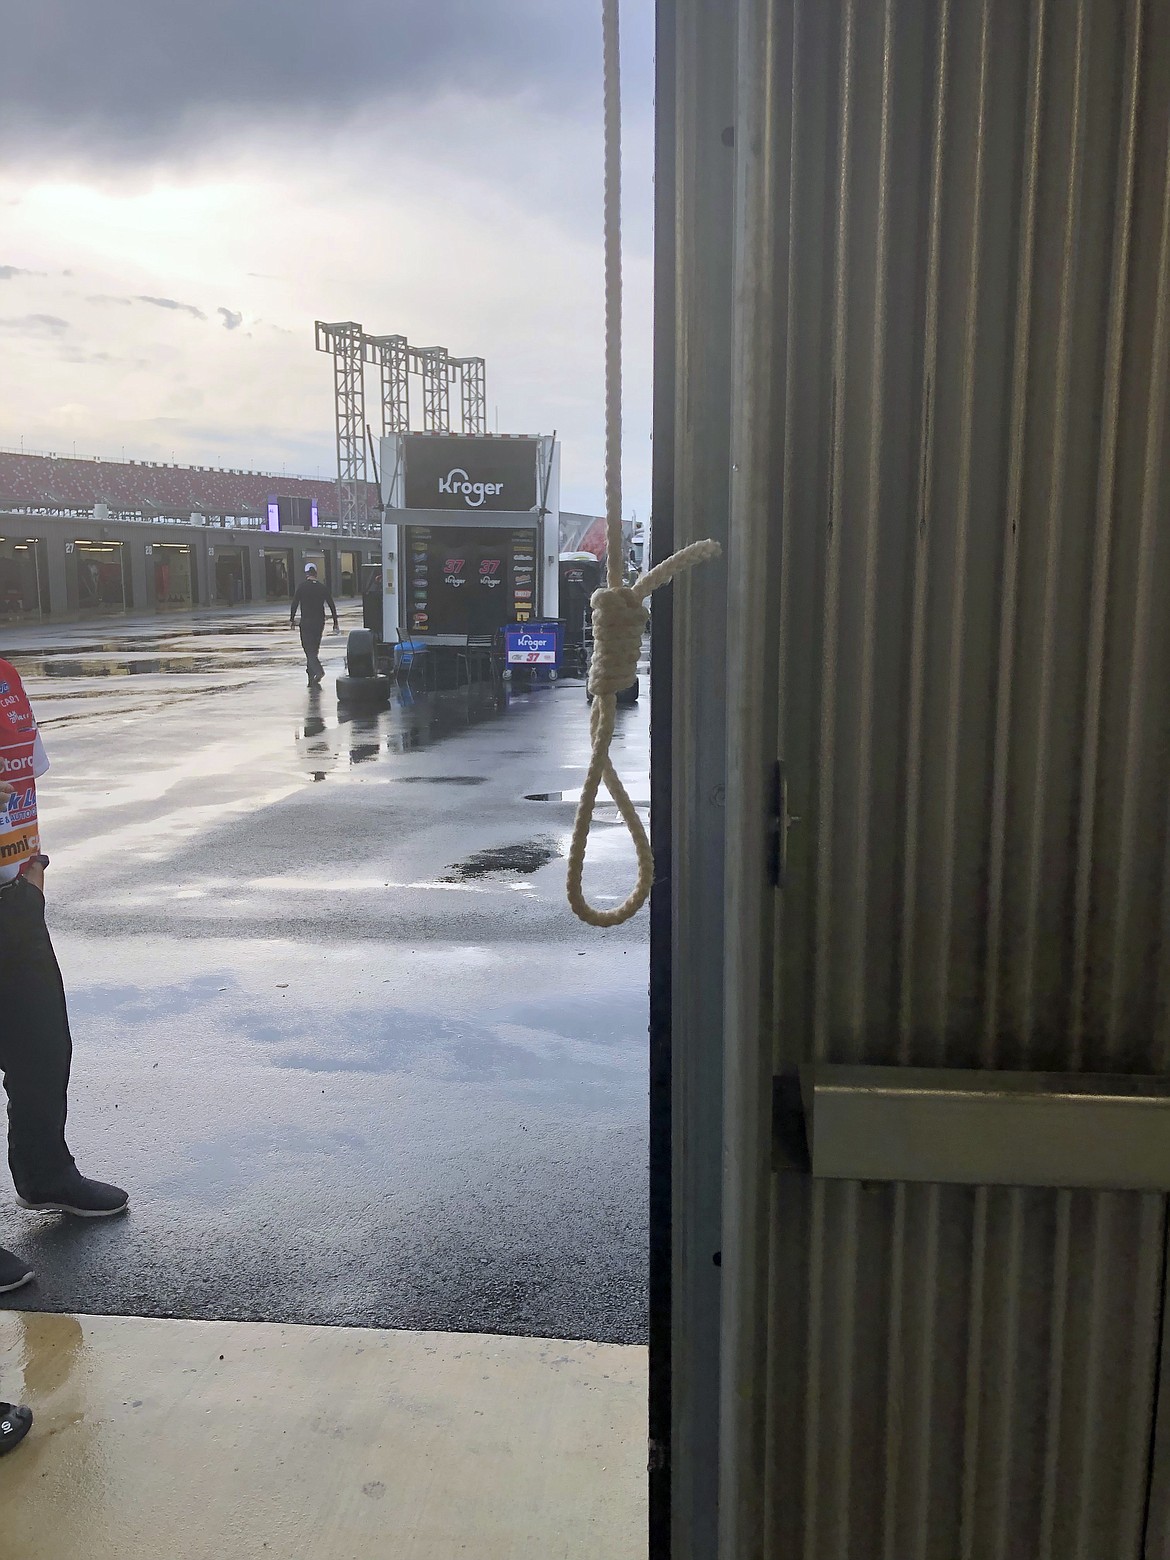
[566,0,720,928]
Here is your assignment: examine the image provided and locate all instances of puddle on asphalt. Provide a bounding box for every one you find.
[442,838,562,881]
[526,789,650,806]
[19,655,270,677]
[182,623,293,638]
[392,775,487,786]
[299,687,516,779]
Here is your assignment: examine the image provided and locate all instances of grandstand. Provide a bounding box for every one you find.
[0,449,378,532]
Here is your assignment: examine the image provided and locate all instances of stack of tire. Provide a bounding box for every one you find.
[336,629,391,704]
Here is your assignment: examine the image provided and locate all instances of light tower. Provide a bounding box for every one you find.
[315,325,489,525]
[366,334,410,436]
[416,347,453,433]
[454,357,487,435]
[314,320,369,531]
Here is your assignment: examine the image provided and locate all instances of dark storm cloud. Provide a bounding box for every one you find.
[218,308,244,330]
[0,314,70,337]
[0,0,604,157]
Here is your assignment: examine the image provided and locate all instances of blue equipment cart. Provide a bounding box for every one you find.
[502,621,562,683]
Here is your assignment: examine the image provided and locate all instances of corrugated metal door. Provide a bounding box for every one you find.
[709,0,1170,1556]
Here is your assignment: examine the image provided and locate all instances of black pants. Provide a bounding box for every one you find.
[0,876,74,1196]
[299,622,324,681]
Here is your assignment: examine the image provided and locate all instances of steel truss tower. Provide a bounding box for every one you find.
[416,347,453,433]
[366,334,410,436]
[454,358,487,435]
[314,320,369,531]
[316,324,488,521]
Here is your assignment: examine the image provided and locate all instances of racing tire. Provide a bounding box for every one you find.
[336,673,391,704]
[587,677,639,705]
[345,628,377,679]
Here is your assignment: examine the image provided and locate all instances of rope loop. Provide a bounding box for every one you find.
[566,0,721,927]
[567,540,721,927]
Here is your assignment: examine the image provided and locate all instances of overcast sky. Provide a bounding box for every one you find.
[0,0,654,519]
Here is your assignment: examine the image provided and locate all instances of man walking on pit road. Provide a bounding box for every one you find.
[290,564,339,686]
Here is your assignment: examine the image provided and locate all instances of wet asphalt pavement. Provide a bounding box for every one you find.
[0,607,649,1343]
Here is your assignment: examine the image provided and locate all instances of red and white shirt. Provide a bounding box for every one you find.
[0,657,48,883]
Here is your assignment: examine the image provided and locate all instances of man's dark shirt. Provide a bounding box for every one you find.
[290,579,338,633]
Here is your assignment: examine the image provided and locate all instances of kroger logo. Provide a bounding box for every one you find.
[516,633,550,651]
[438,468,503,508]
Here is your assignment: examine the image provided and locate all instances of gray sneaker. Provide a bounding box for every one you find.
[0,1247,33,1294]
[18,1175,129,1218]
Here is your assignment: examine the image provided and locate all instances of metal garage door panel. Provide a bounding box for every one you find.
[737,0,1170,1553]
[768,1182,1165,1559]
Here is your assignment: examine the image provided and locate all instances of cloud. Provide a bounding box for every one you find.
[0,1,617,160]
[58,346,117,364]
[136,294,206,319]
[0,264,42,280]
[217,307,243,330]
[0,312,70,337]
[0,1,657,519]
[88,292,206,319]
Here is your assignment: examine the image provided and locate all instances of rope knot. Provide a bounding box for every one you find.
[587,584,647,696]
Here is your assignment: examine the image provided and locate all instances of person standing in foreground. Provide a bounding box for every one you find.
[0,658,128,1273]
[290,564,339,686]
[0,657,128,1455]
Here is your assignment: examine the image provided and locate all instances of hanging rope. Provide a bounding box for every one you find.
[566,0,721,928]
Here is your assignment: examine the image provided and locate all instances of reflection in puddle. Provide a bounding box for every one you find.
[21,655,271,678]
[298,688,518,780]
[15,624,287,658]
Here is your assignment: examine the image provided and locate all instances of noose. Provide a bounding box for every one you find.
[566,0,720,928]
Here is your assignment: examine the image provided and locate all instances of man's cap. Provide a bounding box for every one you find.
[304,563,316,574]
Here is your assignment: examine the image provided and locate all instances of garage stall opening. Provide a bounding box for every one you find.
[68,538,131,614]
[261,548,293,600]
[0,537,47,619]
[210,546,250,605]
[150,542,194,609]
